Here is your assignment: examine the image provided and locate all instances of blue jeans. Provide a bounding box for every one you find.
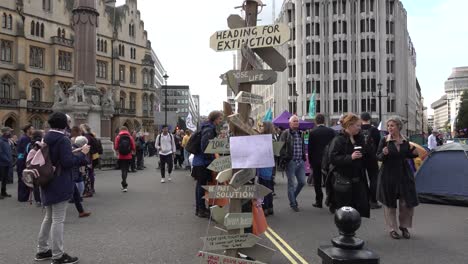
[286,160,306,208]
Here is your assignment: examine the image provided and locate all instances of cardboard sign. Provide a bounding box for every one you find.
[201,234,260,251]
[205,138,230,154]
[197,251,264,264]
[230,169,256,189]
[216,169,233,183]
[235,91,264,105]
[207,156,232,172]
[210,24,291,51]
[202,184,272,199]
[230,135,275,169]
[224,213,253,230]
[228,114,258,135]
[220,70,277,85]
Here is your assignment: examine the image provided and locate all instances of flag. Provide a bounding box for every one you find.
[308,88,316,119]
[263,108,273,122]
[186,113,197,132]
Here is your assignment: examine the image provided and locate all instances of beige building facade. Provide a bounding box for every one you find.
[0,0,164,138]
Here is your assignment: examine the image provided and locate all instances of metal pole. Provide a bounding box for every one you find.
[406,103,409,136]
[377,83,382,123]
[163,74,169,126]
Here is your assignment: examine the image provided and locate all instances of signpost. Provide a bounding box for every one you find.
[197,251,265,264]
[221,70,277,86]
[216,169,233,183]
[207,156,232,172]
[202,184,272,199]
[210,205,227,224]
[241,46,263,70]
[204,138,230,154]
[224,213,253,230]
[210,24,290,52]
[229,169,255,189]
[201,234,260,251]
[228,114,258,135]
[235,91,264,105]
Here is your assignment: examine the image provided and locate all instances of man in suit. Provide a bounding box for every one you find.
[308,114,336,208]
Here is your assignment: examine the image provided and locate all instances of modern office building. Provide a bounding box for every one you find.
[258,0,421,134]
[157,85,199,130]
[431,94,448,131]
[0,0,164,138]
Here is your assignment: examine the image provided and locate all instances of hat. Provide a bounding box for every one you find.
[48,112,69,129]
[1,127,12,134]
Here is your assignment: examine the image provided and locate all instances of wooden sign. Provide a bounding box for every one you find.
[202,184,272,199]
[207,156,232,172]
[226,71,240,95]
[235,91,264,105]
[241,46,263,70]
[220,70,277,86]
[216,169,233,183]
[228,114,258,135]
[230,169,255,189]
[227,14,245,29]
[210,205,227,224]
[224,213,253,230]
[210,24,291,52]
[273,141,285,157]
[201,234,261,251]
[205,138,230,154]
[253,47,287,71]
[197,251,264,264]
[239,243,276,264]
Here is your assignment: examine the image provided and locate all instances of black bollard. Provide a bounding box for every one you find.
[318,207,380,264]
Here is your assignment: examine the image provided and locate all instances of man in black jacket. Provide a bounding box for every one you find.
[308,114,336,208]
[360,112,382,209]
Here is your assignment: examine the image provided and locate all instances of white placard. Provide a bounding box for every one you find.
[230,135,275,169]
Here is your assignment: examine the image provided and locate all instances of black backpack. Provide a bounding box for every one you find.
[185,130,202,154]
[362,127,376,153]
[118,135,132,155]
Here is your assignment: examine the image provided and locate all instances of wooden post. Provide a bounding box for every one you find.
[226,0,259,258]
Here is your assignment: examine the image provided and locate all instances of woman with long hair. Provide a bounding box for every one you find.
[377,117,419,239]
[328,113,370,218]
[80,124,98,197]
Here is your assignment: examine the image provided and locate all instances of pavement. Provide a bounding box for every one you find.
[0,156,467,264]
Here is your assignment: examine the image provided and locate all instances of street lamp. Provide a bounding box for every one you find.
[163,73,169,126]
[372,82,387,124]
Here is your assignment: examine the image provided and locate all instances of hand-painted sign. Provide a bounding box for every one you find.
[227,14,245,29]
[210,205,227,224]
[207,156,232,172]
[224,213,253,230]
[235,91,264,105]
[205,138,230,154]
[241,46,263,70]
[201,233,261,251]
[202,184,272,199]
[230,169,255,189]
[253,47,287,71]
[197,251,264,264]
[226,71,240,95]
[216,169,233,183]
[228,114,258,135]
[220,70,277,85]
[210,24,290,52]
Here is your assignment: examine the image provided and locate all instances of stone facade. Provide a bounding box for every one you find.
[0,0,164,139]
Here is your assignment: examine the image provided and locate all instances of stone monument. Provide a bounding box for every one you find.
[53,0,115,162]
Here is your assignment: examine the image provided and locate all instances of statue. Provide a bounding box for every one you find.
[102,87,115,111]
[53,82,67,107]
[75,80,85,103]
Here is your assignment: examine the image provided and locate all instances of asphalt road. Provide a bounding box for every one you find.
[1,156,467,264]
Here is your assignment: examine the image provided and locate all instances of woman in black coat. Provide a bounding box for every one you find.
[377,117,419,239]
[328,113,370,218]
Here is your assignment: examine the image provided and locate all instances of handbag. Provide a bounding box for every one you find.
[333,172,352,194]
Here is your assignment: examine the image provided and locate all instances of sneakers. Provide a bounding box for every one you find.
[35,249,52,261]
[1,192,12,198]
[121,187,128,192]
[161,178,165,183]
[168,175,172,182]
[52,253,79,264]
[79,212,91,218]
[291,206,300,212]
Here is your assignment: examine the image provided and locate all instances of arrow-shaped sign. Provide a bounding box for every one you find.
[202,184,272,199]
[226,70,240,95]
[216,169,233,183]
[229,169,256,189]
[205,138,230,154]
[201,233,261,251]
[241,46,263,70]
[235,91,264,105]
[227,14,245,29]
[228,114,258,135]
[209,205,227,224]
[207,156,232,172]
[197,251,264,264]
[221,70,277,86]
[224,213,253,230]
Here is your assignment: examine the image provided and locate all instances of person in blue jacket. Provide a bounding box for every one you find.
[16,124,34,202]
[0,126,13,199]
[34,112,89,264]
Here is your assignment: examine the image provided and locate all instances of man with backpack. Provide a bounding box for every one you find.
[360,112,382,209]
[114,126,136,192]
[0,126,14,199]
[35,112,89,264]
[155,125,176,183]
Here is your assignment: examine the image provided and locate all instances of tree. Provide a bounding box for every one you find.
[456,91,468,131]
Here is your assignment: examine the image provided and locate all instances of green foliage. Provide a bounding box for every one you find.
[456,91,468,130]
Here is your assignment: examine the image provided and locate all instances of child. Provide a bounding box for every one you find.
[71,136,91,218]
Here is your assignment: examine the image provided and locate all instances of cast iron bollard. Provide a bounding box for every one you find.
[318,207,380,264]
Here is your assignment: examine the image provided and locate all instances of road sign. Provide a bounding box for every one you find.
[230,169,255,189]
[235,91,264,105]
[210,24,290,52]
[205,138,230,154]
[241,46,263,70]
[253,47,287,71]
[207,156,232,172]
[220,70,277,86]
[197,251,264,264]
[228,114,258,135]
[216,169,233,183]
[210,205,227,224]
[202,184,272,199]
[273,141,285,157]
[201,233,261,251]
[224,213,253,230]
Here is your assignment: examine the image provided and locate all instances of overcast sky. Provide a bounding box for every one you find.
[117,0,468,115]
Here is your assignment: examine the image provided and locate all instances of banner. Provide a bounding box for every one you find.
[186,113,197,132]
[308,89,316,119]
[263,108,273,122]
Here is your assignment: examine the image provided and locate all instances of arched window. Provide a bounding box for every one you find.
[31,20,35,35]
[120,91,126,109]
[122,45,125,57]
[142,69,149,86]
[30,116,44,129]
[40,23,44,37]
[104,40,107,53]
[57,27,61,37]
[31,79,43,102]
[142,94,149,114]
[0,75,14,99]
[97,39,100,51]
[149,94,155,113]
[7,14,12,29]
[149,70,155,86]
[35,22,40,36]
[61,28,65,38]
[1,13,6,28]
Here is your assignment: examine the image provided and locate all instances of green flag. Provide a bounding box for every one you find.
[308,87,316,119]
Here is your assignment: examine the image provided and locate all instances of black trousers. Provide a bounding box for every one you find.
[364,158,379,203]
[159,154,173,178]
[73,184,84,214]
[174,152,184,167]
[0,166,9,194]
[312,163,324,204]
[119,159,130,188]
[136,150,144,169]
[130,155,136,171]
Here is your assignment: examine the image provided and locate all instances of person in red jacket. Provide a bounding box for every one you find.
[114,126,136,192]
